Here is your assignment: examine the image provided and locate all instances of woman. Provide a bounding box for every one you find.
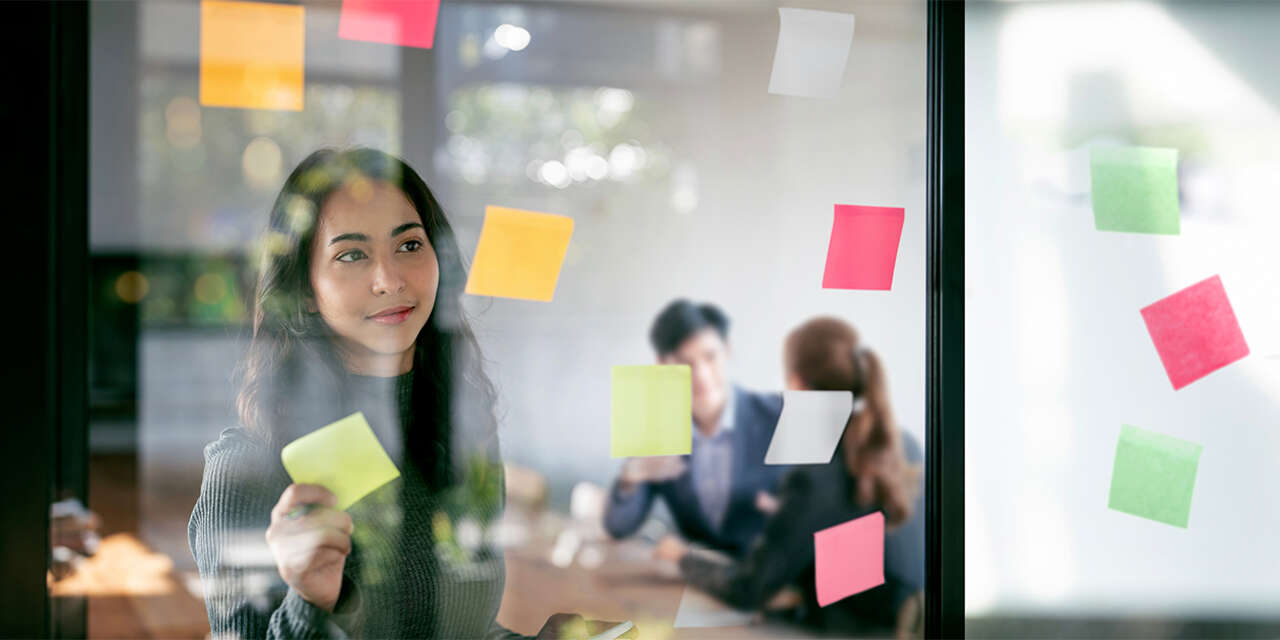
[662,316,924,637]
[189,148,625,639]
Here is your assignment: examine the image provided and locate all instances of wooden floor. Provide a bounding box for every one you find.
[62,453,211,639]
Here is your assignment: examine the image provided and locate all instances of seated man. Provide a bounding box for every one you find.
[604,299,787,557]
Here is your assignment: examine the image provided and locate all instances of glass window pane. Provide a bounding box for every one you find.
[74,2,928,638]
[966,1,1280,634]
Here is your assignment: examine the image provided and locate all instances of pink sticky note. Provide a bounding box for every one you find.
[1141,275,1249,390]
[338,0,440,49]
[814,512,885,607]
[822,205,905,290]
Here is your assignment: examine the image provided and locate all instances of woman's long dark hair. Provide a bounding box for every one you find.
[236,147,496,486]
[784,317,921,527]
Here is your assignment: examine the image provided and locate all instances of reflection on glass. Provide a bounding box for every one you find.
[80,1,928,637]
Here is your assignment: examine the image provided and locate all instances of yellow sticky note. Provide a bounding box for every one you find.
[611,365,692,458]
[465,206,574,302]
[280,412,400,510]
[200,0,305,111]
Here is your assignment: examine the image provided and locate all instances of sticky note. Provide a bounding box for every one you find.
[1141,275,1249,390]
[814,512,884,607]
[1107,425,1202,528]
[610,365,691,458]
[199,0,305,111]
[1090,146,1180,234]
[339,0,440,49]
[465,206,574,302]
[764,391,853,465]
[768,8,856,98]
[673,586,753,628]
[281,412,401,511]
[822,204,905,290]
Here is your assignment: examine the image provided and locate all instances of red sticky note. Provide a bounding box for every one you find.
[822,205,905,290]
[814,512,884,607]
[1141,275,1249,390]
[338,0,440,49]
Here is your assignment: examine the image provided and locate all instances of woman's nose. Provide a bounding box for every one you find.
[371,258,406,295]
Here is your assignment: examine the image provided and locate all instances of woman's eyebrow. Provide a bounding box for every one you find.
[327,223,423,246]
[328,232,369,246]
[391,222,425,236]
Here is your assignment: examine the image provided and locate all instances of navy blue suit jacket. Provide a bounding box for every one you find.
[603,386,788,557]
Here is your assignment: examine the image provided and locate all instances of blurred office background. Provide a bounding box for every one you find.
[75,0,925,636]
[62,0,1280,637]
[965,1,1280,636]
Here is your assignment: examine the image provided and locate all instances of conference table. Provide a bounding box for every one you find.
[493,507,813,639]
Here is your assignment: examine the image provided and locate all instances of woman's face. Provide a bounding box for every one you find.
[306,179,439,376]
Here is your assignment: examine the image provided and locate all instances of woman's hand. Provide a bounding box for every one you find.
[535,613,637,640]
[754,490,781,516]
[265,484,353,613]
[653,534,689,563]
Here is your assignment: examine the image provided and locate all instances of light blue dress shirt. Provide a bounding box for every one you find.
[690,386,736,532]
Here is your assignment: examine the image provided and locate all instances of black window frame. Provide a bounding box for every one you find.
[925,0,964,637]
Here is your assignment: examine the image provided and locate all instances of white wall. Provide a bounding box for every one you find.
[454,1,928,498]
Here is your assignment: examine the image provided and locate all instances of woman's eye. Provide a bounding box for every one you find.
[399,239,423,252]
[336,249,366,263]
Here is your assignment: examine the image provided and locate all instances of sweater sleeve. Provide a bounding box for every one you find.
[602,479,656,540]
[188,429,343,639]
[678,468,819,610]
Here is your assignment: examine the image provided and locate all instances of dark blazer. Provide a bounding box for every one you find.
[603,386,787,557]
[679,431,925,634]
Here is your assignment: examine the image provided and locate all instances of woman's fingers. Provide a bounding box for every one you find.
[292,527,352,555]
[271,483,338,522]
[268,507,353,539]
[273,527,353,573]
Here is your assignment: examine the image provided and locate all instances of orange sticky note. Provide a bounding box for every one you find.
[200,0,305,111]
[339,0,440,49]
[465,206,574,302]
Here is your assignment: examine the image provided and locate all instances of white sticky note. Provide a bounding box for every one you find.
[588,620,634,640]
[768,8,856,99]
[764,391,853,465]
[673,586,753,628]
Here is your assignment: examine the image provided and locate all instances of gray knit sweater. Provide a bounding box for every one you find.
[188,371,528,639]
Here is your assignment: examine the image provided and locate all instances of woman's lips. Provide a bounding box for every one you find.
[368,306,414,325]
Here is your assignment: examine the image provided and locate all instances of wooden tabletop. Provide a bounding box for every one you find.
[495,512,812,639]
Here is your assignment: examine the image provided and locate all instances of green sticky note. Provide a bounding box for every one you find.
[1089,146,1180,235]
[610,365,692,458]
[1107,424,1202,528]
[281,412,401,510]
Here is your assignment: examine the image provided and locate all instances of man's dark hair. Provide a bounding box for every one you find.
[649,299,730,356]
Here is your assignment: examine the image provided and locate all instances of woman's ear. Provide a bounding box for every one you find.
[785,372,807,391]
[303,292,318,313]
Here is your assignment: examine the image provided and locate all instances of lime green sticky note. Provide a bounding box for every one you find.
[1107,424,1201,528]
[281,412,401,510]
[610,365,692,458]
[1089,146,1180,235]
